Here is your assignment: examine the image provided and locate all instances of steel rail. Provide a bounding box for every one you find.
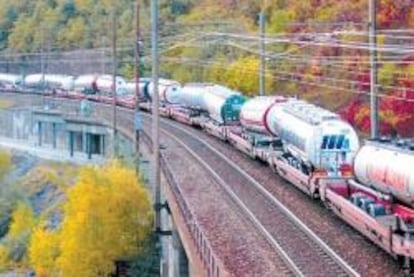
[147,121,301,276]
[154,115,360,277]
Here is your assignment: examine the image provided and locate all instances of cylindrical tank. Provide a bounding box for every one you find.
[180,83,245,123]
[74,74,98,93]
[74,74,127,95]
[147,79,181,104]
[124,78,152,99]
[267,99,360,170]
[96,75,128,95]
[241,97,359,169]
[0,73,23,89]
[179,83,207,108]
[354,141,414,207]
[25,74,74,90]
[239,96,287,134]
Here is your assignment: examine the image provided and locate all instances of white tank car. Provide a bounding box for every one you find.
[74,74,127,95]
[125,81,146,98]
[239,96,287,134]
[147,79,181,104]
[267,99,360,170]
[179,83,245,124]
[96,75,128,95]
[0,73,23,89]
[354,140,414,207]
[25,74,74,90]
[180,83,207,108]
[74,74,98,92]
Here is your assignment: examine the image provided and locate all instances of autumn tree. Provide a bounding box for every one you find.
[0,150,11,181]
[50,160,153,277]
[29,227,59,276]
[0,202,36,271]
[222,56,273,96]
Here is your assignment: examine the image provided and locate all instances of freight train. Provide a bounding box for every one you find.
[1,72,414,271]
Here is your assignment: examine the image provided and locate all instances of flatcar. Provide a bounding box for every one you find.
[320,139,414,269]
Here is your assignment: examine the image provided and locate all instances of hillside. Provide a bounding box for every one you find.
[0,0,413,136]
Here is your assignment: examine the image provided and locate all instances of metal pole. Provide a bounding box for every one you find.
[135,0,141,174]
[152,0,161,232]
[369,0,379,139]
[101,36,106,74]
[40,27,45,105]
[259,11,266,96]
[112,5,118,156]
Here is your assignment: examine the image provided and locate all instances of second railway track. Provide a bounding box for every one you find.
[140,113,359,277]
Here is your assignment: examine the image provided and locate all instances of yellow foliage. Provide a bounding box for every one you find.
[0,150,11,180]
[58,17,86,47]
[0,203,36,270]
[8,203,36,239]
[29,227,59,277]
[19,163,78,195]
[0,245,11,271]
[56,160,152,277]
[223,56,273,96]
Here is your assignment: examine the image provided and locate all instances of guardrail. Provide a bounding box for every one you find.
[160,153,223,277]
[139,129,224,277]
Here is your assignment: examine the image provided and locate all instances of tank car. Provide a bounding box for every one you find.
[124,78,152,100]
[74,74,127,95]
[73,74,98,94]
[96,75,128,95]
[146,79,181,104]
[240,97,359,170]
[0,73,24,90]
[354,139,414,207]
[267,99,360,171]
[24,74,74,91]
[239,96,287,134]
[180,83,245,124]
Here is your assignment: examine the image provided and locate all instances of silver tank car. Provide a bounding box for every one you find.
[180,83,245,124]
[267,99,360,170]
[25,74,75,90]
[74,74,127,95]
[239,96,287,134]
[0,73,23,89]
[241,97,359,170]
[124,78,152,99]
[354,140,414,207]
[147,79,181,104]
[73,74,97,92]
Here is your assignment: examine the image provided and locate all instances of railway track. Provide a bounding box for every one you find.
[113,107,297,276]
[138,113,359,277]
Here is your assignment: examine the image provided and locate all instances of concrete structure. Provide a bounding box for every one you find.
[33,109,108,160]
